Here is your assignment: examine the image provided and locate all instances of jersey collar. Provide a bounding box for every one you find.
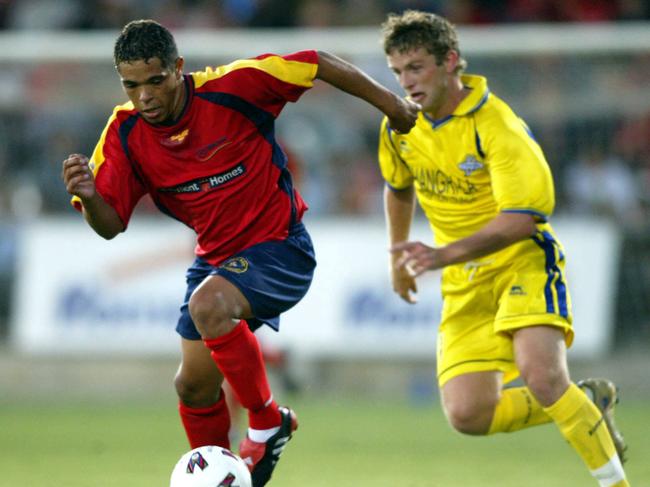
[422,74,490,129]
[452,74,490,116]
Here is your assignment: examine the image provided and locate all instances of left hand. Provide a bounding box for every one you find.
[391,240,441,278]
[388,97,420,134]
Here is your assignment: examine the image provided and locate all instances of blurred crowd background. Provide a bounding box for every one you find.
[0,0,649,348]
[1,0,649,28]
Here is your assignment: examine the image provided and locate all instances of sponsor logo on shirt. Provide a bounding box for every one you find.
[412,166,478,203]
[158,163,245,193]
[458,154,484,176]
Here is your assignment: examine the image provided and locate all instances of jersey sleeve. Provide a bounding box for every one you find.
[378,117,414,190]
[479,102,555,220]
[71,107,146,228]
[192,50,319,117]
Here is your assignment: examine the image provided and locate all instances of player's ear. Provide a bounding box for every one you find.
[174,57,185,79]
[445,50,459,74]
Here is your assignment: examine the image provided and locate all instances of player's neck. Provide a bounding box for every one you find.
[427,76,467,120]
[169,77,187,122]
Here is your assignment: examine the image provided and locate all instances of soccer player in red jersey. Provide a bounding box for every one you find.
[61,20,419,487]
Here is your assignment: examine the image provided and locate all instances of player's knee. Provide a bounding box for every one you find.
[444,400,493,435]
[174,372,221,407]
[188,289,232,337]
[520,365,569,406]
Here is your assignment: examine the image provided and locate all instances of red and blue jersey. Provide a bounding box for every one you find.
[74,50,318,265]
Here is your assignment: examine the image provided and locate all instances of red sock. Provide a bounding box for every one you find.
[179,392,231,449]
[204,321,281,430]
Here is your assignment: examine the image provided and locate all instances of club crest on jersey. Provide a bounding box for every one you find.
[399,140,410,152]
[221,257,249,274]
[186,451,209,473]
[458,155,484,177]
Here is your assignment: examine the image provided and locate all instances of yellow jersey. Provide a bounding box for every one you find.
[378,74,555,247]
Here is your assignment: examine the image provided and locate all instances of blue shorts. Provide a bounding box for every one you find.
[176,223,316,340]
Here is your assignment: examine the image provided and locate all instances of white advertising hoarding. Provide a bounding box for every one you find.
[11,216,619,359]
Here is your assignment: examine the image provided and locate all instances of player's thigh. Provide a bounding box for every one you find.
[513,325,568,374]
[513,325,570,405]
[190,273,253,323]
[175,337,224,405]
[211,229,316,325]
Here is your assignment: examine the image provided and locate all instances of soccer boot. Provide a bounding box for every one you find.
[577,378,628,463]
[239,406,298,487]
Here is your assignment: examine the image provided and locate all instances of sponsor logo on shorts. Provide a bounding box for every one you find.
[509,285,526,296]
[221,257,249,274]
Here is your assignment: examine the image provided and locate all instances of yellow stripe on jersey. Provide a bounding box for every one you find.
[192,55,317,89]
[70,101,134,208]
[378,74,555,246]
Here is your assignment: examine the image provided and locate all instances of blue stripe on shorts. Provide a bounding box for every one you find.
[532,231,569,318]
[176,222,316,340]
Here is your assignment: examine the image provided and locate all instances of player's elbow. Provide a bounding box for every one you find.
[97,230,119,240]
[88,219,123,240]
[499,212,538,243]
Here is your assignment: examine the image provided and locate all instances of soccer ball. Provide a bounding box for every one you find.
[170,445,252,487]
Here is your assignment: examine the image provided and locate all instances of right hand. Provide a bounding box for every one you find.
[62,153,96,200]
[390,257,418,304]
[387,96,420,134]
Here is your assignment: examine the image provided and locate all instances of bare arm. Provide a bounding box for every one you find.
[392,212,538,277]
[61,154,124,239]
[316,51,419,134]
[384,184,418,303]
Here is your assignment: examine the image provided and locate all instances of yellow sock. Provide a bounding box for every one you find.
[488,386,552,434]
[544,383,628,486]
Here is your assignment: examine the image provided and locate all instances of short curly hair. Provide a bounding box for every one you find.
[381,10,467,73]
[114,19,178,68]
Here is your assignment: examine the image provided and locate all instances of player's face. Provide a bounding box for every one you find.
[387,47,452,115]
[117,57,185,124]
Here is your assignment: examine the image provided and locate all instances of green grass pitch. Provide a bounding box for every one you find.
[0,396,647,486]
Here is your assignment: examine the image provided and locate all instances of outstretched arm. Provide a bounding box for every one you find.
[316,51,419,134]
[392,212,538,277]
[61,154,124,239]
[384,184,418,303]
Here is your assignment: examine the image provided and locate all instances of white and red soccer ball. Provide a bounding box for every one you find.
[170,445,251,487]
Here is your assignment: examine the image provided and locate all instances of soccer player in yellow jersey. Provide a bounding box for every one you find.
[378,10,630,486]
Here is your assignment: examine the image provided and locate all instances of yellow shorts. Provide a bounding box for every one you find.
[436,234,574,387]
